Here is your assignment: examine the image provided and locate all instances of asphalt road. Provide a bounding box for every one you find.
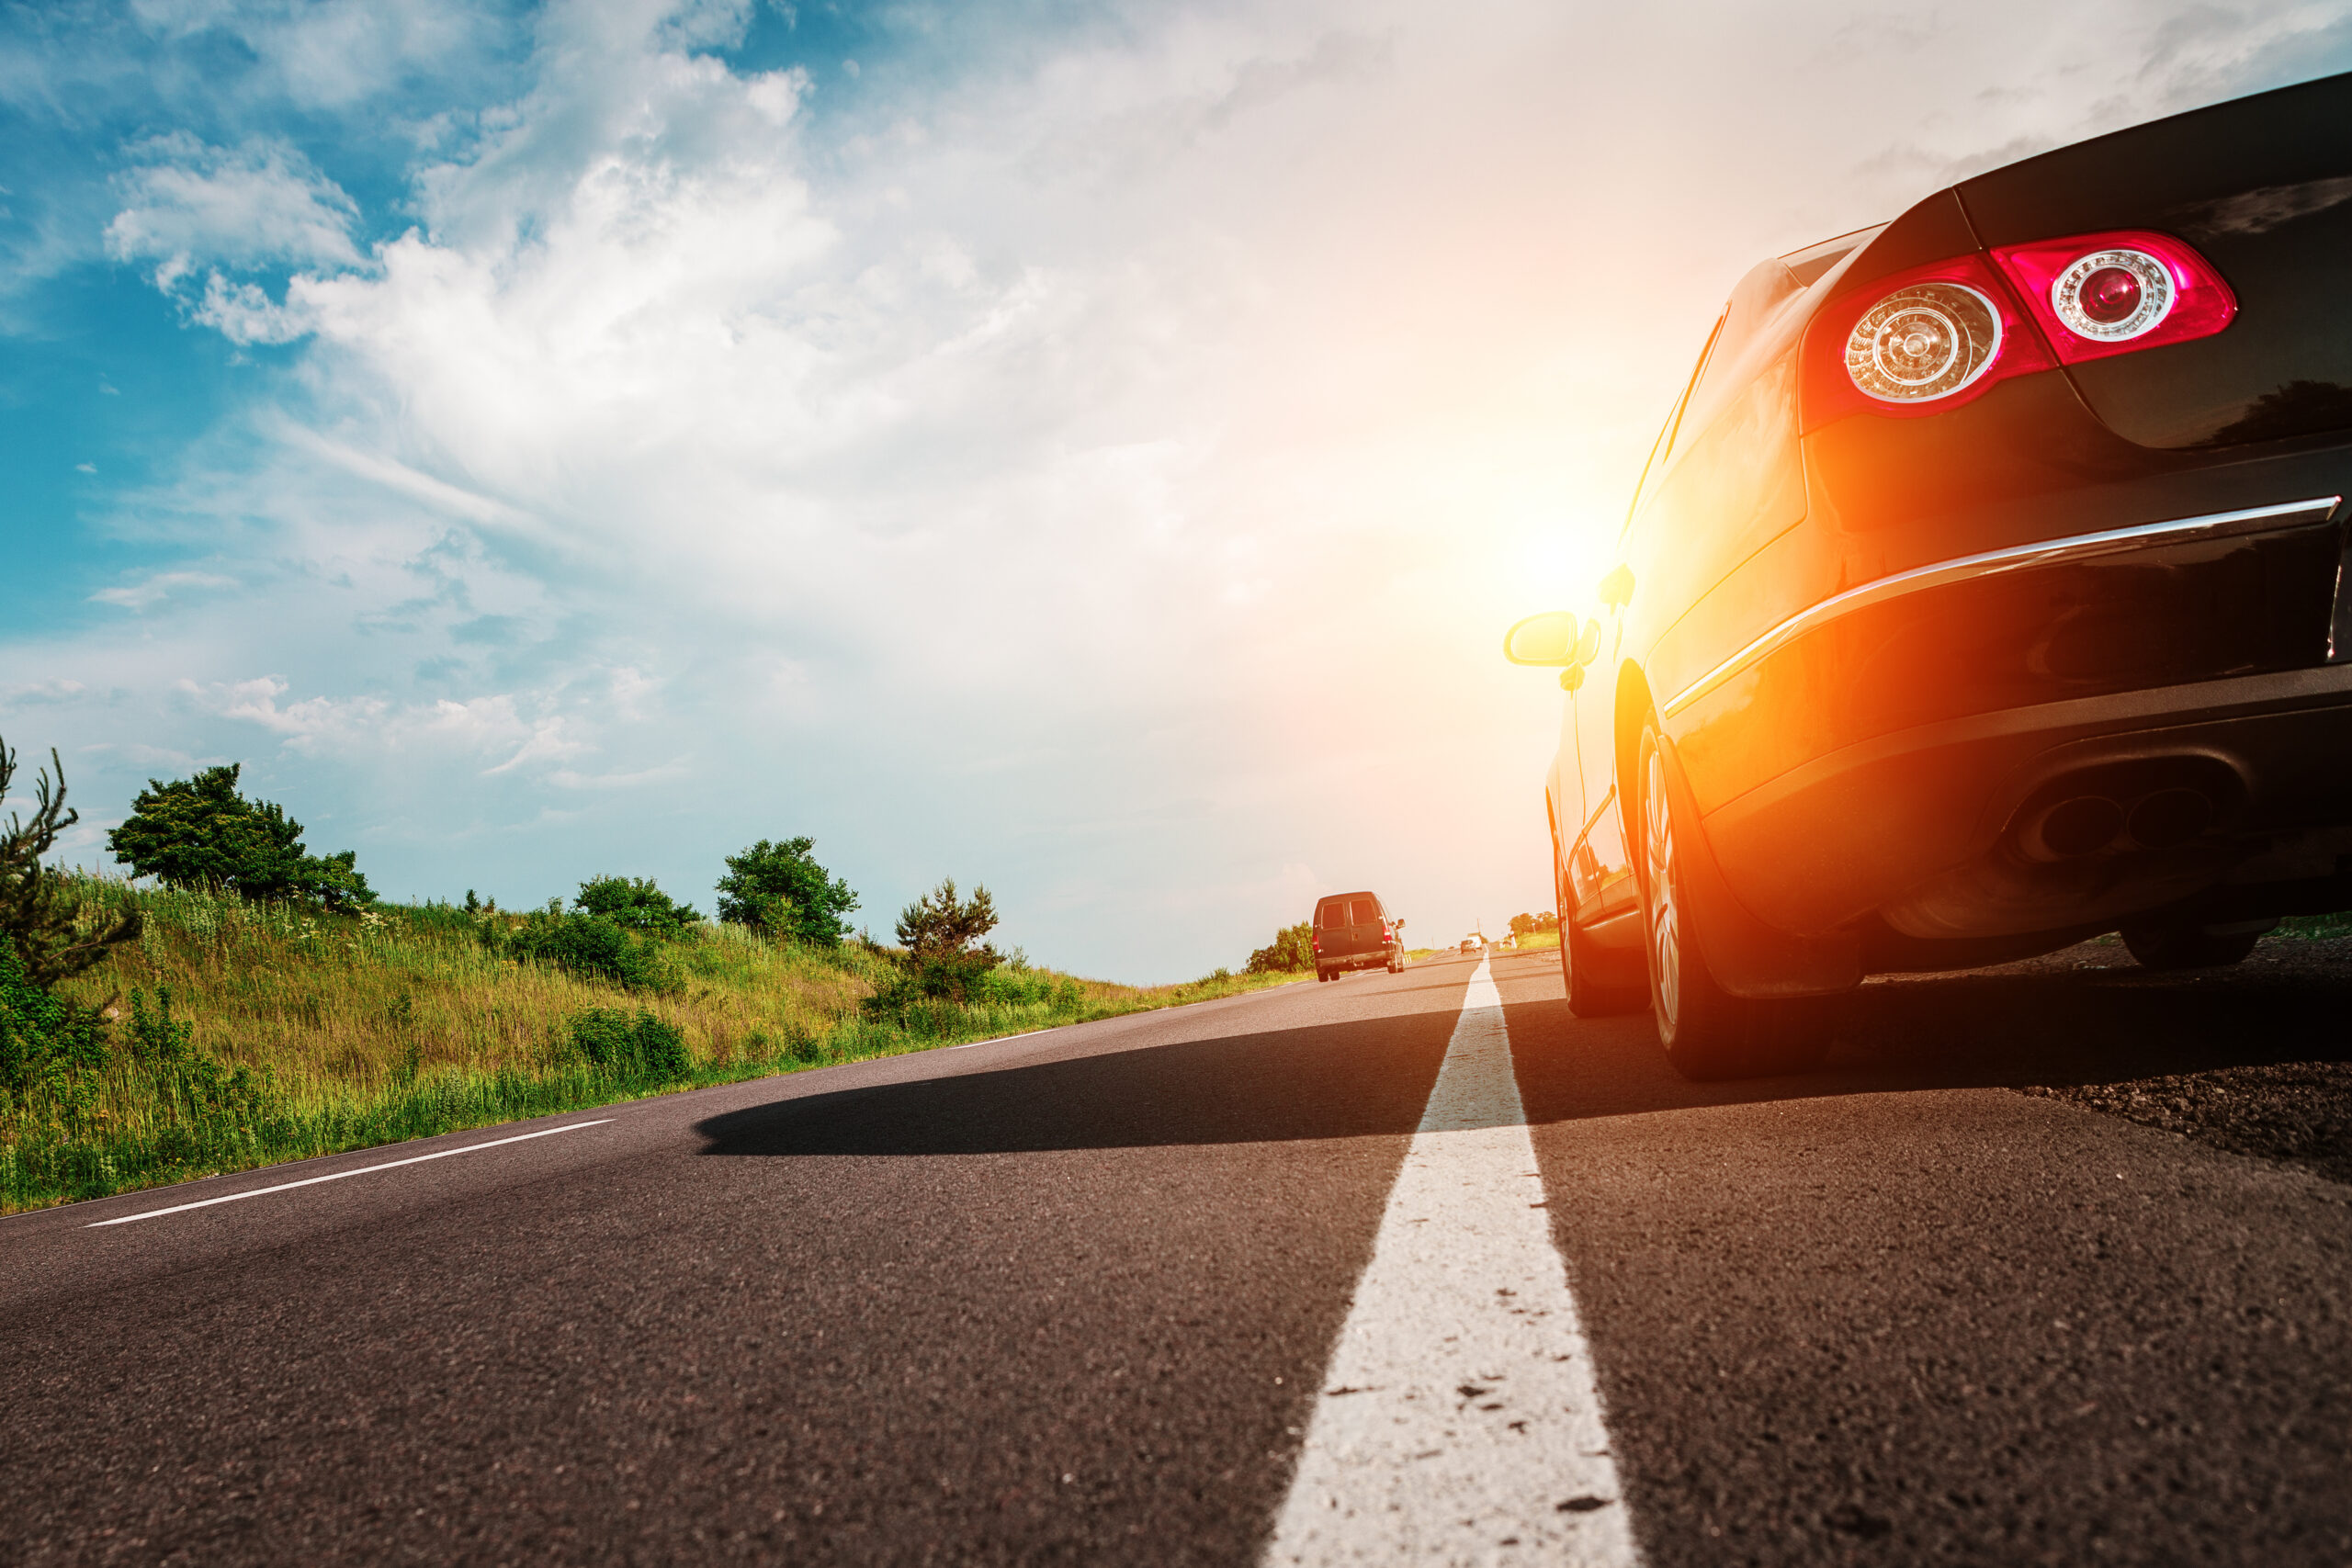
[4,944,2348,1565]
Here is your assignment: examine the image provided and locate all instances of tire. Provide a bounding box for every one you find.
[2120,919,2263,970]
[1564,916,1647,1017]
[1316,966,1330,983]
[1553,823,1643,1015]
[1635,719,1827,1080]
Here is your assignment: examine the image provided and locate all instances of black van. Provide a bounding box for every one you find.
[1311,891,1404,981]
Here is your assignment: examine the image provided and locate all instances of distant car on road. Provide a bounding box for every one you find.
[1458,937,1481,954]
[1508,73,2352,1080]
[1312,891,1404,981]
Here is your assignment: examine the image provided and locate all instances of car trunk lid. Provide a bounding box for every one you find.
[1957,72,2352,451]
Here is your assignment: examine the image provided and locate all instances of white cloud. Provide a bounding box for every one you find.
[125,0,501,109]
[173,674,605,778]
[89,570,238,611]
[107,133,363,287]
[1,679,88,707]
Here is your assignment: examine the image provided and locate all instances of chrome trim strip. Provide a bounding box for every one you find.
[1658,496,2343,718]
[1578,782,1616,844]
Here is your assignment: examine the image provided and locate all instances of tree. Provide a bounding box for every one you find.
[1508,909,1561,938]
[107,763,375,912]
[1246,922,1315,974]
[715,837,858,945]
[0,735,141,991]
[896,876,999,962]
[575,874,702,935]
[886,876,1001,1002]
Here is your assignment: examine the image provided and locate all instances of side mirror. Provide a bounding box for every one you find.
[1574,617,1600,666]
[1502,611,1580,666]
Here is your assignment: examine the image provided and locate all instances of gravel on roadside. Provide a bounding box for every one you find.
[2004,930,2352,1187]
[2023,1062,2352,1187]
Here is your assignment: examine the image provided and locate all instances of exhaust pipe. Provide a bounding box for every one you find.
[2006,753,2240,863]
[2017,786,2219,859]
[2034,795,2124,857]
[2127,787,2212,848]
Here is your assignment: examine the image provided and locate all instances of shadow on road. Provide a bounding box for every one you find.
[1506,941,2352,1126]
[698,943,2352,1158]
[695,1011,1457,1158]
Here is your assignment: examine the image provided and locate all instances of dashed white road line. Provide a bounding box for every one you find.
[86,1119,616,1228]
[1264,957,1639,1566]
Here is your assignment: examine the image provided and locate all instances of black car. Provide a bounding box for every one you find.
[1506,72,2352,1080]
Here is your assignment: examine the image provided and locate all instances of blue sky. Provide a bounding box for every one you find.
[6,0,2352,980]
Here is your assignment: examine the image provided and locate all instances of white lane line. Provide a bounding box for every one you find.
[947,1030,1047,1050]
[86,1120,616,1228]
[1264,957,1638,1566]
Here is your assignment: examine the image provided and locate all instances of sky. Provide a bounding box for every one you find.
[6,0,2352,983]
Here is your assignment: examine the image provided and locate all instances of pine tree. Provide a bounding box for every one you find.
[882,877,1002,1002]
[894,876,1000,964]
[0,734,141,990]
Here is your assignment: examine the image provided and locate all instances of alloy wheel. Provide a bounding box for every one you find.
[1643,747,1681,1032]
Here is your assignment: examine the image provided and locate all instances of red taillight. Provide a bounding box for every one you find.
[1989,229,2235,365]
[1799,252,2054,433]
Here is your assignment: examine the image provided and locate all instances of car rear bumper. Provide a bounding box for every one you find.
[1668,494,2346,821]
[1704,655,2352,948]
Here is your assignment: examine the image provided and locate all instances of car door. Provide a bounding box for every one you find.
[1348,895,1383,958]
[1568,317,1724,926]
[1315,897,1347,960]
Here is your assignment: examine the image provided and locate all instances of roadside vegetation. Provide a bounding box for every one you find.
[1246,922,1315,974]
[0,739,1298,1215]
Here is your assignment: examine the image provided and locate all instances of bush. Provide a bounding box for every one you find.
[972,965,1085,1010]
[0,943,107,1105]
[2,956,269,1134]
[716,838,860,946]
[570,1008,690,1082]
[107,763,376,912]
[1246,922,1315,974]
[507,911,679,993]
[574,875,703,935]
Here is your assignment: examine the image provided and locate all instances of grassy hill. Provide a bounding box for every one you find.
[1,877,1297,1215]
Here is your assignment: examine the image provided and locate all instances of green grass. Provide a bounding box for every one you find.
[2274,913,2352,941]
[1,878,1302,1215]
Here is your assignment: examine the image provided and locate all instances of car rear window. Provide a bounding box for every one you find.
[1317,901,1349,928]
[1349,897,1380,924]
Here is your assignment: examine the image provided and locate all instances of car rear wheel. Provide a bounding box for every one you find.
[1636,720,1827,1080]
[2120,919,2264,970]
